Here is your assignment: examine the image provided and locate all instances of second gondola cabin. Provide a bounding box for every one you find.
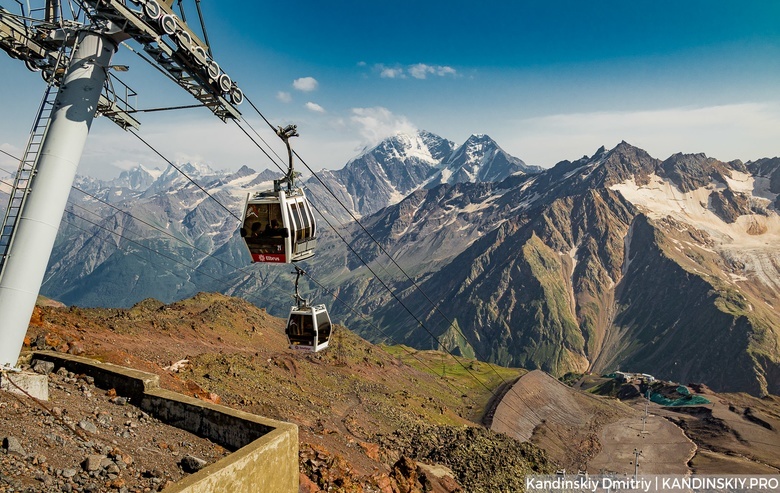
[240,187,316,263]
[286,303,331,352]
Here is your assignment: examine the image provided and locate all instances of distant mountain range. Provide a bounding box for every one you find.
[305,131,540,222]
[27,130,780,396]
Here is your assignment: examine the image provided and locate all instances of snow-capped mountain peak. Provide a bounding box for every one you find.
[426,133,534,187]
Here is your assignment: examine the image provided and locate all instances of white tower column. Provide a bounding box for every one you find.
[0,31,116,367]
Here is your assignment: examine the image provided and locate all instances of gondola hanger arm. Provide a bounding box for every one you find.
[274,124,299,191]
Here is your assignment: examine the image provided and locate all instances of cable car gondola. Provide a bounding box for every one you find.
[240,124,316,263]
[285,267,332,352]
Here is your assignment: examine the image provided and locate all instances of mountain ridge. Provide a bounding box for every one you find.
[305,130,540,222]
[32,136,780,395]
[307,141,780,395]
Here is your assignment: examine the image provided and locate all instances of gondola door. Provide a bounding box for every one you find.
[283,191,316,262]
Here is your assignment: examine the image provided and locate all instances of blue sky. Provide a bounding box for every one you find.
[1,0,779,178]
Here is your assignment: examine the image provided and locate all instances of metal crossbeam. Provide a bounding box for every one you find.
[0,4,141,129]
[0,6,58,66]
[80,0,242,121]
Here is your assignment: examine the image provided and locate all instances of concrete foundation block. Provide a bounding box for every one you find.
[1,370,49,401]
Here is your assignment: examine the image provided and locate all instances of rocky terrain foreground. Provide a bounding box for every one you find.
[6,294,552,492]
[4,293,778,492]
[1,364,229,492]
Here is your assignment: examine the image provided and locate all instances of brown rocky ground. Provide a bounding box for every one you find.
[8,293,554,493]
[6,294,776,491]
[490,370,638,470]
[0,363,228,493]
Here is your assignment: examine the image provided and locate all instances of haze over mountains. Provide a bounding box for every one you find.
[29,130,780,396]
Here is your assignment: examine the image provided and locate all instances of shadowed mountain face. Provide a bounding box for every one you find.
[34,136,780,396]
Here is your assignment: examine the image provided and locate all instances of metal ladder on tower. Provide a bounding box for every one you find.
[0,84,59,278]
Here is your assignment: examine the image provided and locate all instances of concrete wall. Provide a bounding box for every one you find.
[33,351,299,493]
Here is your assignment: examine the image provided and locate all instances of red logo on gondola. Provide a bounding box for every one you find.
[253,253,286,263]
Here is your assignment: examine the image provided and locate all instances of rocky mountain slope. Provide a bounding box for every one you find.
[36,130,533,307]
[16,294,779,492]
[42,163,266,307]
[304,142,780,396]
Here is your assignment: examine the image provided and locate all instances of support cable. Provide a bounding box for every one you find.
[0,167,534,441]
[1,153,228,269]
[1,161,463,402]
[8,111,553,443]
[5,170,518,429]
[126,128,240,221]
[230,102,578,444]
[231,118,412,297]
[59,206,528,434]
[230,119,501,395]
[64,199,529,433]
[240,93,517,394]
[193,0,212,58]
[236,116,289,172]
[9,113,543,444]
[0,9,555,441]
[64,205,237,289]
[296,145,511,377]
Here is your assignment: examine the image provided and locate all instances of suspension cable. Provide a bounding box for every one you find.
[10,115,541,437]
[0,11,567,443]
[229,102,577,445]
[230,118,501,395]
[127,128,241,222]
[239,93,516,391]
[0,153,544,443]
[57,203,528,434]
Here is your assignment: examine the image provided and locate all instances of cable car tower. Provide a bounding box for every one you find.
[0,0,244,369]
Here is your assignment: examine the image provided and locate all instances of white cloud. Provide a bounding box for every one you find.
[436,66,457,77]
[375,63,458,80]
[305,102,326,113]
[277,91,292,103]
[349,107,417,146]
[377,65,405,79]
[411,63,455,78]
[502,103,780,167]
[293,77,318,92]
[0,143,22,170]
[408,63,434,79]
